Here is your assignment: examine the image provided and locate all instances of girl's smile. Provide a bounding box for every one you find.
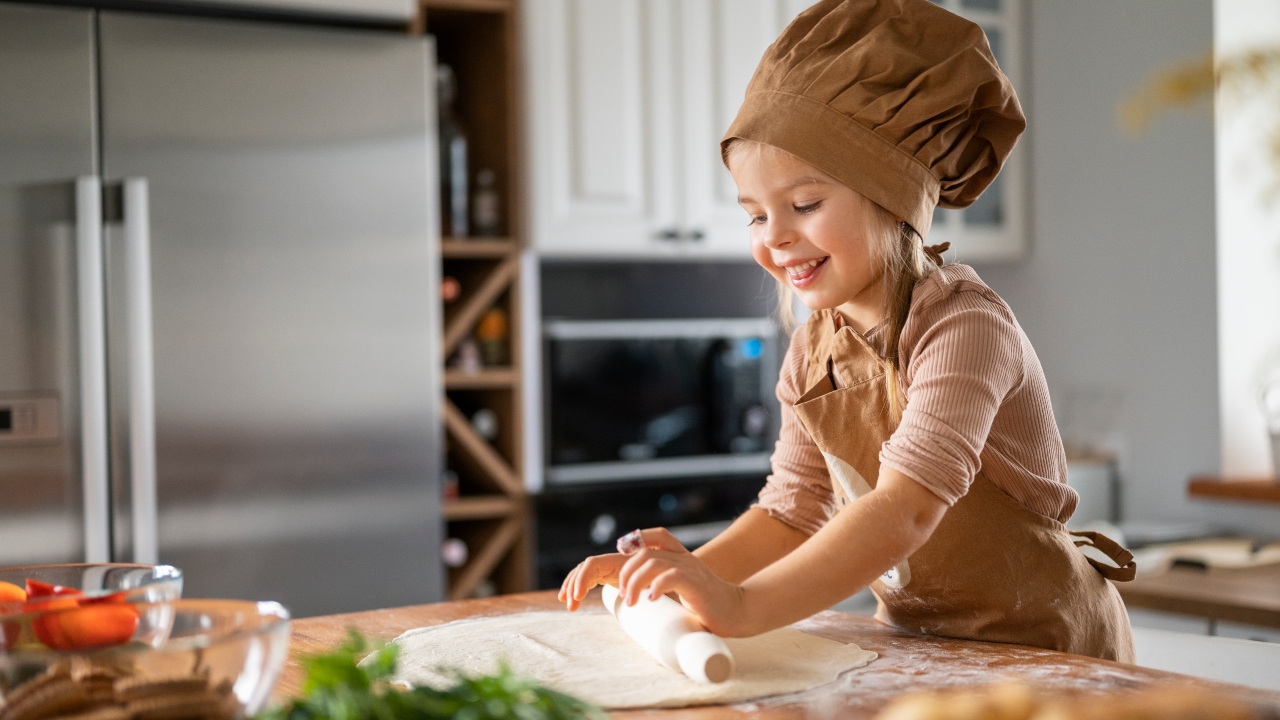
[780,256,828,288]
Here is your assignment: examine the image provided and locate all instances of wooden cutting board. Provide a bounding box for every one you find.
[273,590,1280,719]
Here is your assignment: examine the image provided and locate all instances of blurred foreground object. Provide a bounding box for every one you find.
[0,599,290,720]
[259,630,604,720]
[875,682,1259,720]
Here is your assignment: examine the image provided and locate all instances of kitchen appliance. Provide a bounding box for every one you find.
[0,3,443,615]
[535,475,764,589]
[543,318,777,485]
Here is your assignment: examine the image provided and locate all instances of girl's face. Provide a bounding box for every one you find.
[729,142,884,329]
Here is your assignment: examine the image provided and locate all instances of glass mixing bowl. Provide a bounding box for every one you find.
[0,599,290,718]
[0,563,183,609]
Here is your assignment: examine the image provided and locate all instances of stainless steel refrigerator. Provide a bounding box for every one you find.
[0,3,444,616]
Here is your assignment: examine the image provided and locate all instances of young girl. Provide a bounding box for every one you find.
[559,0,1136,662]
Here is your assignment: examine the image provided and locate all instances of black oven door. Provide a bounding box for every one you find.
[544,319,777,485]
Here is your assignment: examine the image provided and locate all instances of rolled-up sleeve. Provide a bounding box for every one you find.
[752,330,835,536]
[878,300,1023,505]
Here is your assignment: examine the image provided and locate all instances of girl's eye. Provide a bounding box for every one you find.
[746,214,766,226]
[795,201,822,214]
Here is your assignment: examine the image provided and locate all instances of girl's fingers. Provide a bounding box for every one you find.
[572,554,624,605]
[639,527,689,553]
[562,565,582,609]
[572,560,596,604]
[624,558,675,606]
[560,565,580,604]
[617,548,656,595]
[646,568,682,601]
[559,563,580,602]
[624,559,658,606]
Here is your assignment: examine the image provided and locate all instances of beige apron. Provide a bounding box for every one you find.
[793,309,1136,662]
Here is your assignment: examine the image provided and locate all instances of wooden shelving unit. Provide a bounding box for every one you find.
[417,0,531,600]
[442,238,518,258]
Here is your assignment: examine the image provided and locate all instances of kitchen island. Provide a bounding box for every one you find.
[273,591,1280,718]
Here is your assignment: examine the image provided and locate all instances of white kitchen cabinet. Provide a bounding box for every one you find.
[925,0,1027,262]
[524,0,1025,261]
[679,0,813,256]
[524,0,807,258]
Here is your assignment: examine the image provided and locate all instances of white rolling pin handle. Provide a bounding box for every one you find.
[675,632,734,684]
[602,583,622,618]
[601,584,689,669]
[600,584,736,683]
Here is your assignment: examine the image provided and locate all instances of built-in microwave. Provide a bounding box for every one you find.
[543,318,779,486]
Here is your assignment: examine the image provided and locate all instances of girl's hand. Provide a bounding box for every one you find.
[558,527,691,609]
[616,528,751,637]
[555,525,686,607]
[559,552,627,611]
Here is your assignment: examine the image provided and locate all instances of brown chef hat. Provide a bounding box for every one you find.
[722,0,1025,238]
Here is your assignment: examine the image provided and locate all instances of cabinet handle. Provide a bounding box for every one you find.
[655,227,680,241]
[685,229,706,242]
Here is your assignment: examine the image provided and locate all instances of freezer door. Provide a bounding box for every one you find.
[0,4,103,566]
[99,13,443,615]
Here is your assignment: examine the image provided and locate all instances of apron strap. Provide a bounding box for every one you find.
[1069,530,1137,582]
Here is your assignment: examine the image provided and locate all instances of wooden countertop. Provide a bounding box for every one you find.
[273,591,1280,718]
[1118,563,1280,629]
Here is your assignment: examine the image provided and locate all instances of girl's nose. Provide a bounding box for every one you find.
[762,221,798,249]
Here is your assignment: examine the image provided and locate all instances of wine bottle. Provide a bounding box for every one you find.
[437,65,469,238]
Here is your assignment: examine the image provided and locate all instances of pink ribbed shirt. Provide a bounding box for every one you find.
[755,264,1076,535]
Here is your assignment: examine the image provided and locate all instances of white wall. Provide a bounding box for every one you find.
[1214,0,1280,478]
[975,0,1278,533]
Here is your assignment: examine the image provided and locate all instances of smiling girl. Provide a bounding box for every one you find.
[559,0,1136,661]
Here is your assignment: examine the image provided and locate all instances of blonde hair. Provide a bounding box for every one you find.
[726,139,938,420]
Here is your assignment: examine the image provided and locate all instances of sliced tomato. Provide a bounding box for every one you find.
[1,582,29,650]
[33,604,138,650]
[0,581,26,603]
[25,581,137,650]
[25,579,82,598]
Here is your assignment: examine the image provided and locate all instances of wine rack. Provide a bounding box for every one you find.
[416,0,531,599]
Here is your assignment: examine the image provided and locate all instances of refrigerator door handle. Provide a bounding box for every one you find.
[76,176,111,563]
[123,178,158,564]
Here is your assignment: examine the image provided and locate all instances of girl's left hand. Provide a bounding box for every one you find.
[617,528,752,637]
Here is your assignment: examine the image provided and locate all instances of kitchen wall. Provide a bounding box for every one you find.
[976,0,1279,533]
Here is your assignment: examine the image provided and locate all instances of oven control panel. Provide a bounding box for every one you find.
[0,395,61,445]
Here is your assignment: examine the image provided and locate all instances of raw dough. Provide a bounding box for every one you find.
[389,611,876,709]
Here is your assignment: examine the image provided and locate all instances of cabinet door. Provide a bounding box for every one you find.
[678,0,807,257]
[526,0,680,256]
[0,2,99,566]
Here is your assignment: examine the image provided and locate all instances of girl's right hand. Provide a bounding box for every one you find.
[555,525,691,607]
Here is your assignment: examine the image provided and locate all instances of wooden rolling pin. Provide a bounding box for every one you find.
[601,584,734,683]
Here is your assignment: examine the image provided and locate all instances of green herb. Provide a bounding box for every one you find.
[257,629,607,720]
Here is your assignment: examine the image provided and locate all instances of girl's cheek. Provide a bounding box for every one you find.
[749,235,775,272]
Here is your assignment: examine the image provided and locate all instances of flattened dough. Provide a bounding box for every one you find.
[389,611,876,709]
